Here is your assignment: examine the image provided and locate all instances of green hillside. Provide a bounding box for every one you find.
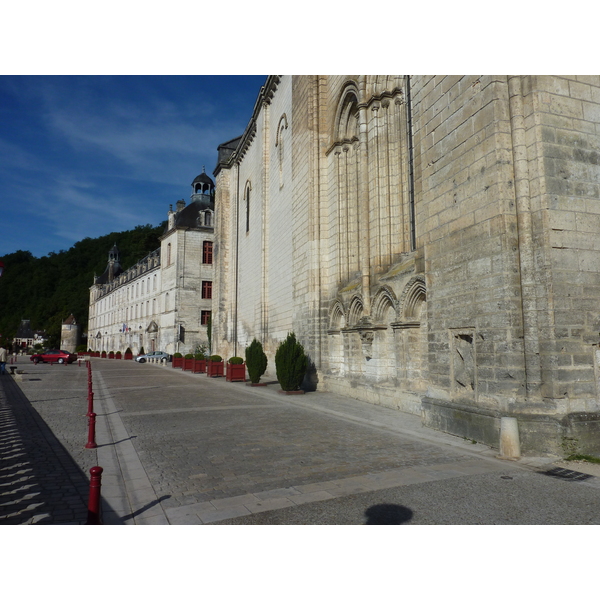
[0,223,166,349]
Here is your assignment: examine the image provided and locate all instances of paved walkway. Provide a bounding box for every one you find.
[3,358,600,524]
[0,363,95,524]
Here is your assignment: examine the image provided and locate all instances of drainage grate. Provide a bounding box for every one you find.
[541,467,593,482]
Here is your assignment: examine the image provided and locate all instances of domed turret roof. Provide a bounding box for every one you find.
[192,171,214,187]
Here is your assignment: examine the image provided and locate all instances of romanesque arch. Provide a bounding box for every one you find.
[399,275,426,321]
[396,275,428,391]
[372,285,398,324]
[347,295,364,326]
[328,299,346,375]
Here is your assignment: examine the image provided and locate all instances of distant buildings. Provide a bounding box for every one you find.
[13,319,47,351]
[60,314,80,353]
[87,170,215,356]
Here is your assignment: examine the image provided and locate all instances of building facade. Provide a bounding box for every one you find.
[88,172,215,356]
[212,75,600,456]
[60,314,80,353]
[13,318,46,351]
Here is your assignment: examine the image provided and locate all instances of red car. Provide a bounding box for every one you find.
[30,349,77,364]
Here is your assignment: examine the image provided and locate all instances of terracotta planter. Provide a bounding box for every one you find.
[172,356,184,369]
[226,362,246,382]
[192,359,206,373]
[183,358,194,371]
[124,353,133,360]
[115,354,122,360]
[101,352,107,359]
[207,360,224,377]
[108,352,115,359]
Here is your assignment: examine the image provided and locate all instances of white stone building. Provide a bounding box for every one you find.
[212,75,600,456]
[88,171,215,356]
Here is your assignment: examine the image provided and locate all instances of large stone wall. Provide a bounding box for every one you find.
[213,75,600,456]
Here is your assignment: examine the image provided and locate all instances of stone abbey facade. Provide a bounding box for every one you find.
[212,75,600,456]
[87,171,215,356]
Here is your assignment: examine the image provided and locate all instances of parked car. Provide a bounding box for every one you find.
[135,351,171,363]
[30,349,77,364]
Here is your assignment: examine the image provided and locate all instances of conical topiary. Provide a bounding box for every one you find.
[245,338,268,384]
[275,332,307,391]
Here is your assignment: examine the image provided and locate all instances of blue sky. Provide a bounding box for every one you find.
[0,75,267,258]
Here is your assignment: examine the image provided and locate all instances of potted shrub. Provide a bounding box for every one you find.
[108,350,115,359]
[115,351,122,359]
[172,352,184,369]
[275,332,307,394]
[226,357,246,382]
[245,338,268,386]
[124,347,133,360]
[193,352,206,373]
[207,354,224,377]
[183,353,194,371]
[101,350,107,359]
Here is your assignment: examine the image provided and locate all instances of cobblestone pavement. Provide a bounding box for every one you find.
[0,362,95,525]
[8,358,600,525]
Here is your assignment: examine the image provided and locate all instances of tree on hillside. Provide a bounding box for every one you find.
[0,222,166,345]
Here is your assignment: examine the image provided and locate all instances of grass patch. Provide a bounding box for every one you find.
[565,454,600,464]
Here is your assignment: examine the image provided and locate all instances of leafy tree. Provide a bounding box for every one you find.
[0,222,165,345]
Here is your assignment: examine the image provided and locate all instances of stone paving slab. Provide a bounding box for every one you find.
[0,367,94,525]
[8,358,600,525]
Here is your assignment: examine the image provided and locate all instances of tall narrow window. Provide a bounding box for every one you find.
[245,185,251,233]
[201,310,211,325]
[167,243,172,265]
[202,241,213,264]
[202,281,212,299]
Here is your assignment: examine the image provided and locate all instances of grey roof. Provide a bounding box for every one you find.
[174,199,214,229]
[192,172,214,186]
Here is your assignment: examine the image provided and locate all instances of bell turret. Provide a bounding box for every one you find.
[191,167,215,206]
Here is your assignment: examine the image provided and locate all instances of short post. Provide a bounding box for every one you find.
[86,466,103,525]
[499,416,521,460]
[87,391,94,417]
[85,412,97,449]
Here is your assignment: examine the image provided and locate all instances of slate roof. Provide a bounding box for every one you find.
[174,199,214,229]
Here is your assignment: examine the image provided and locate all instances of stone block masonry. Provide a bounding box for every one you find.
[211,76,600,456]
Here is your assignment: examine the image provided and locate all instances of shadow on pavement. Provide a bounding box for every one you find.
[364,504,413,524]
[123,495,171,521]
[0,375,113,524]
